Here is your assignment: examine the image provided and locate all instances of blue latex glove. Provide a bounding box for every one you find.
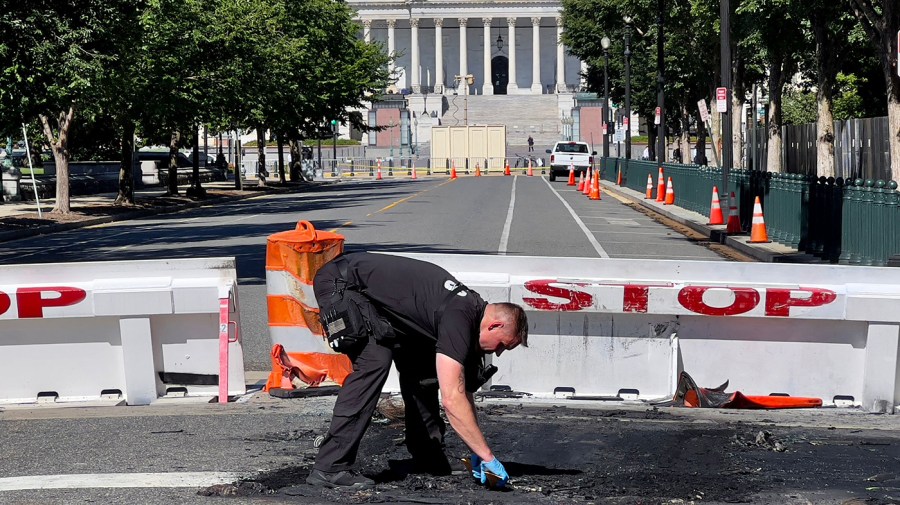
[480,457,509,488]
[469,454,483,481]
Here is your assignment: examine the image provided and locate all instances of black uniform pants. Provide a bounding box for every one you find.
[312,260,451,473]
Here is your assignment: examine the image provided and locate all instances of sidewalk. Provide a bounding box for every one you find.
[599,179,823,264]
[0,178,310,244]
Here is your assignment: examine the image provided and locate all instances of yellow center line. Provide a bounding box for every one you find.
[328,179,454,233]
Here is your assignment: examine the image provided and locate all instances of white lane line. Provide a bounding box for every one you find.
[542,178,610,258]
[0,472,241,491]
[498,176,517,255]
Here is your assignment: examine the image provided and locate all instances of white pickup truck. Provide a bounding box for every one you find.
[546,141,596,181]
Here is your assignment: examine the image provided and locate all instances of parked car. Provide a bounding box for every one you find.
[546,141,595,181]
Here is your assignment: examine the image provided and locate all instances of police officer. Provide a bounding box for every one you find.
[306,252,529,490]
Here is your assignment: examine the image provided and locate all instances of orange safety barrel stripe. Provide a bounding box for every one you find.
[265,344,352,390]
[267,294,324,333]
[724,392,822,409]
[266,221,344,282]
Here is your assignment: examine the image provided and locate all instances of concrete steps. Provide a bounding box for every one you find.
[441,95,563,146]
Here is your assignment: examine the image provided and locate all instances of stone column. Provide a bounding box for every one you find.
[363,19,371,44]
[556,19,565,92]
[411,18,420,92]
[482,18,493,95]
[531,17,542,94]
[387,19,396,78]
[435,19,444,93]
[507,17,518,93]
[459,18,468,94]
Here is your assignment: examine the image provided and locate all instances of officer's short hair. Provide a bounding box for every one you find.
[494,302,529,347]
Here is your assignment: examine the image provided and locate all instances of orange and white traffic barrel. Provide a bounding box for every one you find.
[264,221,352,392]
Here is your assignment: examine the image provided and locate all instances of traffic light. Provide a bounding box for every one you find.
[330,119,338,134]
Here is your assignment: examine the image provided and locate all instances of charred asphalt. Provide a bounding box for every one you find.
[195,395,900,505]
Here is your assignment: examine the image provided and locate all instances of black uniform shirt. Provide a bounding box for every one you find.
[343,253,487,390]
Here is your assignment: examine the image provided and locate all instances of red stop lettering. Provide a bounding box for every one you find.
[0,292,10,316]
[678,286,760,316]
[16,286,87,318]
[765,287,837,317]
[522,280,593,311]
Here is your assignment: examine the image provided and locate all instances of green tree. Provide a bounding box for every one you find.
[139,0,214,196]
[846,0,900,182]
[739,0,808,173]
[0,1,143,213]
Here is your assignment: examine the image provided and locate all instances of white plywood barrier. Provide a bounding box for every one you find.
[0,258,245,406]
[385,253,900,412]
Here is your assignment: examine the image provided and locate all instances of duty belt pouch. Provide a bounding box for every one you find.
[320,292,395,354]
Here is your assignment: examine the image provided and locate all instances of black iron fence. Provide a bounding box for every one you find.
[601,158,899,266]
[748,116,892,182]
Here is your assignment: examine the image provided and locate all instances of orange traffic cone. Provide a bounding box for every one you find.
[567,165,576,186]
[616,168,623,186]
[475,163,482,177]
[576,172,585,191]
[411,161,417,180]
[583,169,592,196]
[664,177,675,205]
[376,161,383,180]
[528,159,534,177]
[749,196,770,243]
[590,170,601,200]
[725,192,742,234]
[450,161,458,180]
[656,167,665,202]
[504,161,511,176]
[708,186,724,225]
[645,174,653,199]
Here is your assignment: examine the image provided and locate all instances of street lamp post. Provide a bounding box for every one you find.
[656,0,666,164]
[601,36,611,159]
[623,17,633,161]
[721,0,733,193]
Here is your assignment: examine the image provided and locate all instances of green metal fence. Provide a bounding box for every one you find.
[599,157,900,266]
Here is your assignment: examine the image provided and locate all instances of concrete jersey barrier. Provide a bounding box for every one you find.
[0,257,245,406]
[386,253,900,413]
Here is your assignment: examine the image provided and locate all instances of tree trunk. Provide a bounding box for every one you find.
[277,133,286,184]
[289,137,301,182]
[848,0,900,181]
[647,125,657,162]
[813,8,836,178]
[115,119,136,205]
[708,90,722,167]
[256,127,267,188]
[680,105,691,164]
[732,58,746,169]
[39,105,76,214]
[766,61,786,173]
[187,127,206,197]
[167,131,180,195]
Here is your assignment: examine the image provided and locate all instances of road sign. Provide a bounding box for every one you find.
[698,100,710,123]
[602,123,608,135]
[654,107,661,125]
[716,87,728,113]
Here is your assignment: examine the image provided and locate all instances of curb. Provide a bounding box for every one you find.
[0,182,320,244]
[598,180,819,264]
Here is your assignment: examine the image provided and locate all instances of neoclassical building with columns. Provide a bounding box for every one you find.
[351,0,585,95]
[348,0,599,150]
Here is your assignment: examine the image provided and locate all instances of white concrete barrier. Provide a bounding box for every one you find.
[0,258,245,406]
[387,253,900,413]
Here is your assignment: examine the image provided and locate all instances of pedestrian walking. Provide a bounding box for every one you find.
[306,252,529,491]
[527,135,534,152]
[673,146,683,164]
